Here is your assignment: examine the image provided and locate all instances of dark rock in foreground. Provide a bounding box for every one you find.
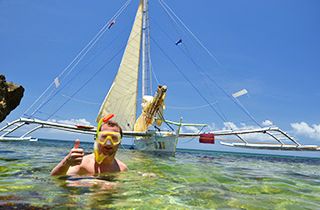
[0,75,24,122]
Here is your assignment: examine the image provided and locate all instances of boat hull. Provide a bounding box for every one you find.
[134,133,178,155]
[0,136,37,141]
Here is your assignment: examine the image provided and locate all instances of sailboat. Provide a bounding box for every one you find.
[1,0,319,153]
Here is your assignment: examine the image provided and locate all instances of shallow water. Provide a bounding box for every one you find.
[0,139,319,209]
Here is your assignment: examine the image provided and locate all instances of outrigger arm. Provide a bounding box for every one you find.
[1,118,319,151]
[0,118,151,141]
[178,126,320,151]
[163,119,320,151]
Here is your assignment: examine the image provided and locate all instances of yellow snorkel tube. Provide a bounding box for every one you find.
[94,114,115,164]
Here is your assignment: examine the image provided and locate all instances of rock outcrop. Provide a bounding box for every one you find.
[0,75,24,122]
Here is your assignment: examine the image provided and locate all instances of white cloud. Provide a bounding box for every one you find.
[44,118,93,135]
[29,118,94,142]
[219,120,320,142]
[222,121,258,131]
[49,118,92,126]
[216,121,274,141]
[262,120,273,127]
[223,122,238,130]
[182,123,217,133]
[207,123,216,131]
[183,126,200,133]
[291,122,320,140]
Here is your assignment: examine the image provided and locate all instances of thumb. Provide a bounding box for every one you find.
[74,139,80,149]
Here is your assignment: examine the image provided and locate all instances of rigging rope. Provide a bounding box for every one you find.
[159,0,222,67]
[29,26,129,118]
[157,111,174,132]
[150,59,161,86]
[145,11,153,95]
[61,94,100,105]
[46,29,143,120]
[158,0,183,40]
[147,17,161,86]
[23,0,132,118]
[167,102,218,110]
[158,0,262,128]
[181,125,206,144]
[147,15,154,92]
[178,43,229,122]
[45,45,126,120]
[183,42,262,127]
[150,36,229,123]
[150,16,228,120]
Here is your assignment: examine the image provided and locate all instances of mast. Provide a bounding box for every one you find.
[142,0,151,97]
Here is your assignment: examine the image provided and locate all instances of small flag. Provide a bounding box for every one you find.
[175,39,182,45]
[108,20,116,29]
[54,77,60,88]
[232,89,248,98]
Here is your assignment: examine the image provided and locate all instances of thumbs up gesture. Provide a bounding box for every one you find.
[66,139,84,166]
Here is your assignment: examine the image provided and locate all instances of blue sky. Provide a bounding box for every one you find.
[1,0,320,156]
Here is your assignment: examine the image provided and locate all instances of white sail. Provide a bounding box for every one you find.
[97,0,143,131]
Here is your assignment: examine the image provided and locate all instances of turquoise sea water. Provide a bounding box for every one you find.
[0,139,319,209]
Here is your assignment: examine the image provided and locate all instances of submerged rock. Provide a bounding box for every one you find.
[0,75,24,122]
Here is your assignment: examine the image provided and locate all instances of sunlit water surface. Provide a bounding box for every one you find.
[0,139,319,209]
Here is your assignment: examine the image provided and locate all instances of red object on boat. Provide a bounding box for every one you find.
[199,133,215,144]
[76,125,94,130]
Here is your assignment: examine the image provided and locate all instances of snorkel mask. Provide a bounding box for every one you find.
[96,131,121,146]
[94,114,122,164]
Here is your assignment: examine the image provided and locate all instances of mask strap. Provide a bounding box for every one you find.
[96,114,115,138]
